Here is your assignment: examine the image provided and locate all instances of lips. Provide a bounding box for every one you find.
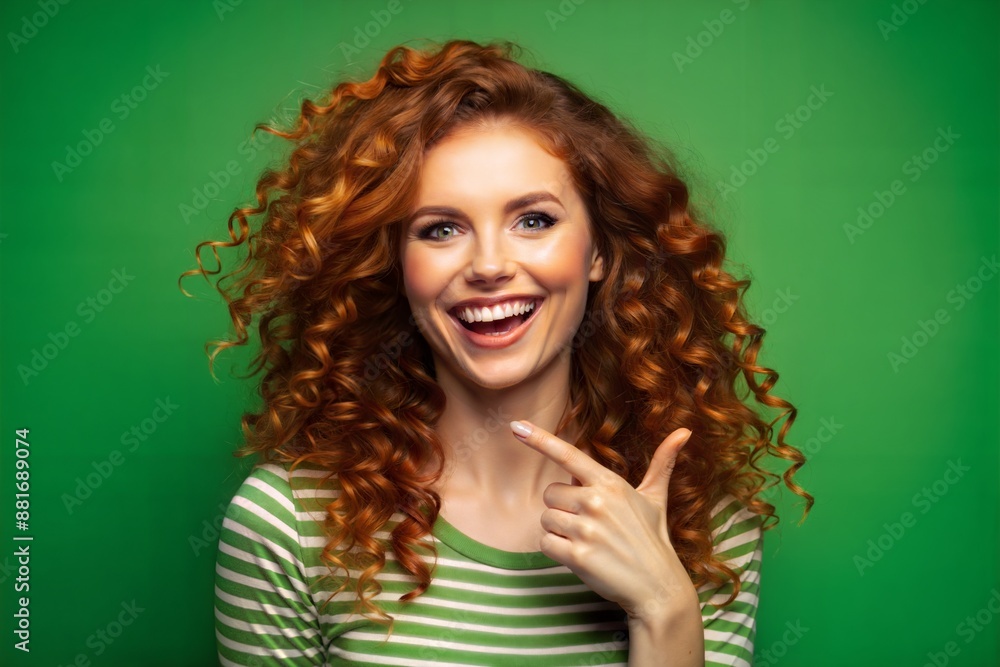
[447,297,544,347]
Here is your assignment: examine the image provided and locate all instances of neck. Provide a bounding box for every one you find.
[426,353,583,509]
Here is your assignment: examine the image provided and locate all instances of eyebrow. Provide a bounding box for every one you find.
[408,191,564,223]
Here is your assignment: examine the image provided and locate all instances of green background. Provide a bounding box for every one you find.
[1,1,997,665]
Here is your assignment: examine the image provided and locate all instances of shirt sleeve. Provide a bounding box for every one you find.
[214,463,327,666]
[697,496,764,667]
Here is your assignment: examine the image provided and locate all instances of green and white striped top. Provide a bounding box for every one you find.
[214,460,762,666]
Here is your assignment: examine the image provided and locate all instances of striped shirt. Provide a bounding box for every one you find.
[214,460,762,666]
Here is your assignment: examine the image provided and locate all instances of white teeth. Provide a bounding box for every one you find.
[454,299,537,323]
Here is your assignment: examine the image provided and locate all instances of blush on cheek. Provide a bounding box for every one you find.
[529,241,593,283]
[400,253,438,303]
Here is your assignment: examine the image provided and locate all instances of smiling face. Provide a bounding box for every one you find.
[399,123,605,391]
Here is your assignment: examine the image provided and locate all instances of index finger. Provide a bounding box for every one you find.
[510,420,610,486]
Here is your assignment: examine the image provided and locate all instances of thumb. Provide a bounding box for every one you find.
[635,428,692,504]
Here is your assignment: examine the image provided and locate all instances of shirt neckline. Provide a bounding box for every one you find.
[431,513,562,570]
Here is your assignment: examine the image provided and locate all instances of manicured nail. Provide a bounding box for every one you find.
[510,421,532,438]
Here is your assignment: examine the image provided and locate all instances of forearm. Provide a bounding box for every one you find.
[626,588,705,667]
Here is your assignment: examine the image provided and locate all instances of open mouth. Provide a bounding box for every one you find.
[450,298,542,337]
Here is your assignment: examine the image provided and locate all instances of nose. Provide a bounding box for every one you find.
[465,230,514,285]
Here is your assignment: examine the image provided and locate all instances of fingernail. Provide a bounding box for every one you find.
[510,421,532,438]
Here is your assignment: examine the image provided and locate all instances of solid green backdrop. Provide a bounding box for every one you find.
[1,1,997,665]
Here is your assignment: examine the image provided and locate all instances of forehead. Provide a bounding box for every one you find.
[413,125,577,205]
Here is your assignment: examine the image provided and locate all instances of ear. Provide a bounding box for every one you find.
[588,244,605,282]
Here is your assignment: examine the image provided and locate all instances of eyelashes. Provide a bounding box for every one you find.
[414,211,558,241]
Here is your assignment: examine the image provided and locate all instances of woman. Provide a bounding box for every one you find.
[183,38,812,666]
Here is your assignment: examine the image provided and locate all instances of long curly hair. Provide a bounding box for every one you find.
[180,38,813,629]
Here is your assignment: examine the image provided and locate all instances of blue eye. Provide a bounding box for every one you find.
[414,212,556,241]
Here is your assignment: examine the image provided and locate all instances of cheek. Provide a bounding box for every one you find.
[401,247,446,312]
[526,236,594,285]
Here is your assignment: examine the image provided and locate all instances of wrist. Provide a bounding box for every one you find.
[625,584,702,629]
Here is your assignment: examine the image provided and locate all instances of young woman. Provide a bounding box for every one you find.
[183,38,812,666]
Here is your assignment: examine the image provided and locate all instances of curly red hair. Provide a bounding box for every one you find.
[180,38,813,629]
